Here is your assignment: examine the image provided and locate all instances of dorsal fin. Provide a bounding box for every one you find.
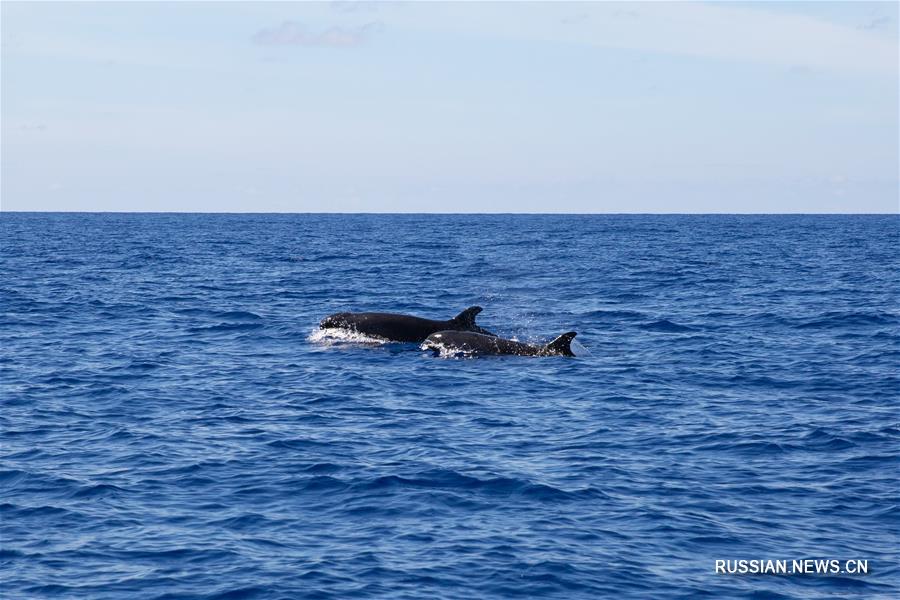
[544,331,577,356]
[449,306,496,336]
[450,306,482,328]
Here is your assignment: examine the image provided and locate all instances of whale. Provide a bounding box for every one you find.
[422,330,577,357]
[319,306,495,343]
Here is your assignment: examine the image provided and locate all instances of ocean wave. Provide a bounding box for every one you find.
[584,309,648,320]
[187,322,264,333]
[215,311,262,321]
[348,470,606,502]
[70,482,127,499]
[794,310,898,329]
[2,213,897,599]
[637,319,696,332]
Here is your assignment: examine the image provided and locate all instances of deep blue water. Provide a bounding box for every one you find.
[1,213,898,599]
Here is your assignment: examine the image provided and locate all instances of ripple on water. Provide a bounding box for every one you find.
[1,213,897,599]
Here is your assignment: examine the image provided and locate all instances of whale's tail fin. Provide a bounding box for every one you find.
[544,331,577,356]
[451,306,496,337]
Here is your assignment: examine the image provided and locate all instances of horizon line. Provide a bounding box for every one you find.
[1,211,897,216]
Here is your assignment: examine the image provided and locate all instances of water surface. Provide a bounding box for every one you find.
[1,213,898,598]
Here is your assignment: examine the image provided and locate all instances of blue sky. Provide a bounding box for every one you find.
[2,1,897,213]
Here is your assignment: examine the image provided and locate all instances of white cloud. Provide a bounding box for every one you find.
[251,21,382,48]
[391,3,897,74]
[329,1,382,14]
[858,15,891,31]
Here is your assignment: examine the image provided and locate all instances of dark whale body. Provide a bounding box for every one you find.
[320,306,494,343]
[422,330,577,357]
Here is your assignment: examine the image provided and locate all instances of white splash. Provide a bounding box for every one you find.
[307,327,392,345]
[570,339,590,357]
[420,341,475,359]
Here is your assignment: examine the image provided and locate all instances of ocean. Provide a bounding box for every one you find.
[1,213,898,599]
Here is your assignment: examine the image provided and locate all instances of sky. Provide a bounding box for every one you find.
[2,1,898,213]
